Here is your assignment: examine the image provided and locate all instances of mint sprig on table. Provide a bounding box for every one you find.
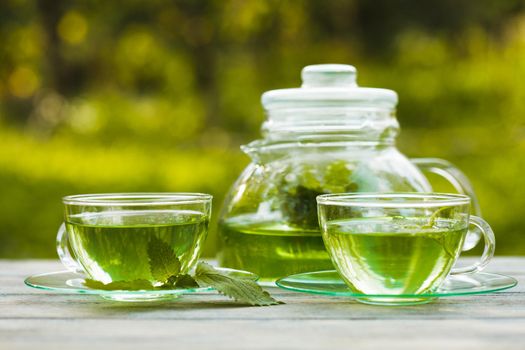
[84,237,282,306]
[193,262,280,306]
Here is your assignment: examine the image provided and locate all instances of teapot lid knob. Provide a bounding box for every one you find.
[261,63,397,111]
[301,64,357,88]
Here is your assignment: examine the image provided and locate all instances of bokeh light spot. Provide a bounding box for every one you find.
[8,66,40,98]
[57,11,88,45]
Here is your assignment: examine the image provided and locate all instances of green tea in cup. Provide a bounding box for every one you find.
[58,193,212,287]
[317,193,495,305]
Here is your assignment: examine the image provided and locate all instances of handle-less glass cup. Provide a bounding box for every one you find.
[317,193,495,305]
[57,193,212,288]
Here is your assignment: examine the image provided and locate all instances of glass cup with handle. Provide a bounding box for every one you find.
[316,192,495,305]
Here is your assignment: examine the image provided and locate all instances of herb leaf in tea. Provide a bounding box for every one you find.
[280,161,357,229]
[174,274,199,288]
[84,279,154,291]
[323,161,354,193]
[84,257,283,305]
[425,207,455,228]
[281,185,326,228]
[194,262,282,306]
[147,236,181,284]
[81,235,283,305]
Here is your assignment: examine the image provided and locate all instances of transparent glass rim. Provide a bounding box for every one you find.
[316,192,470,208]
[63,193,213,206]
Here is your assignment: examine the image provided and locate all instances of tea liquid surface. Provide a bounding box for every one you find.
[67,210,207,284]
[323,217,467,294]
[218,215,333,281]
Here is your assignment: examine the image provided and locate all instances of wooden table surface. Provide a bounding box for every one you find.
[0,258,523,350]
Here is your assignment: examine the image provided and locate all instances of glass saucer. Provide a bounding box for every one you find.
[276,271,517,305]
[25,267,257,302]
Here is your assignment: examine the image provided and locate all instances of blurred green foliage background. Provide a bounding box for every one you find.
[1,0,525,258]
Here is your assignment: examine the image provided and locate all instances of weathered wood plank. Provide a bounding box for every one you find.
[1,292,525,320]
[1,319,525,350]
[0,258,524,350]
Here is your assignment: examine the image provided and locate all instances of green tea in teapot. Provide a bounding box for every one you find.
[218,215,333,282]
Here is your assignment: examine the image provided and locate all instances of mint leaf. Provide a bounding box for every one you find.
[83,262,283,306]
[84,279,153,291]
[194,262,283,306]
[174,274,199,288]
[424,207,454,228]
[324,161,353,193]
[281,185,326,229]
[147,236,181,284]
[280,161,357,229]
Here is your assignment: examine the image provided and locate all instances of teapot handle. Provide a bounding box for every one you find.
[411,158,481,250]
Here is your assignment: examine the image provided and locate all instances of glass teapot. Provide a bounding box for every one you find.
[217,64,480,282]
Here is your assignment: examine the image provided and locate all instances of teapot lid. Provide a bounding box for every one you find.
[261,64,398,111]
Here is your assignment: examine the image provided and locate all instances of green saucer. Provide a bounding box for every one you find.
[25,267,257,302]
[276,271,517,305]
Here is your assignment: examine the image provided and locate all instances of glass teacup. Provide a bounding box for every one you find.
[57,193,212,287]
[317,193,495,305]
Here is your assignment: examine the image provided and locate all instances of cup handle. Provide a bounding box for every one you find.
[450,216,496,275]
[56,223,84,273]
[411,157,481,250]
